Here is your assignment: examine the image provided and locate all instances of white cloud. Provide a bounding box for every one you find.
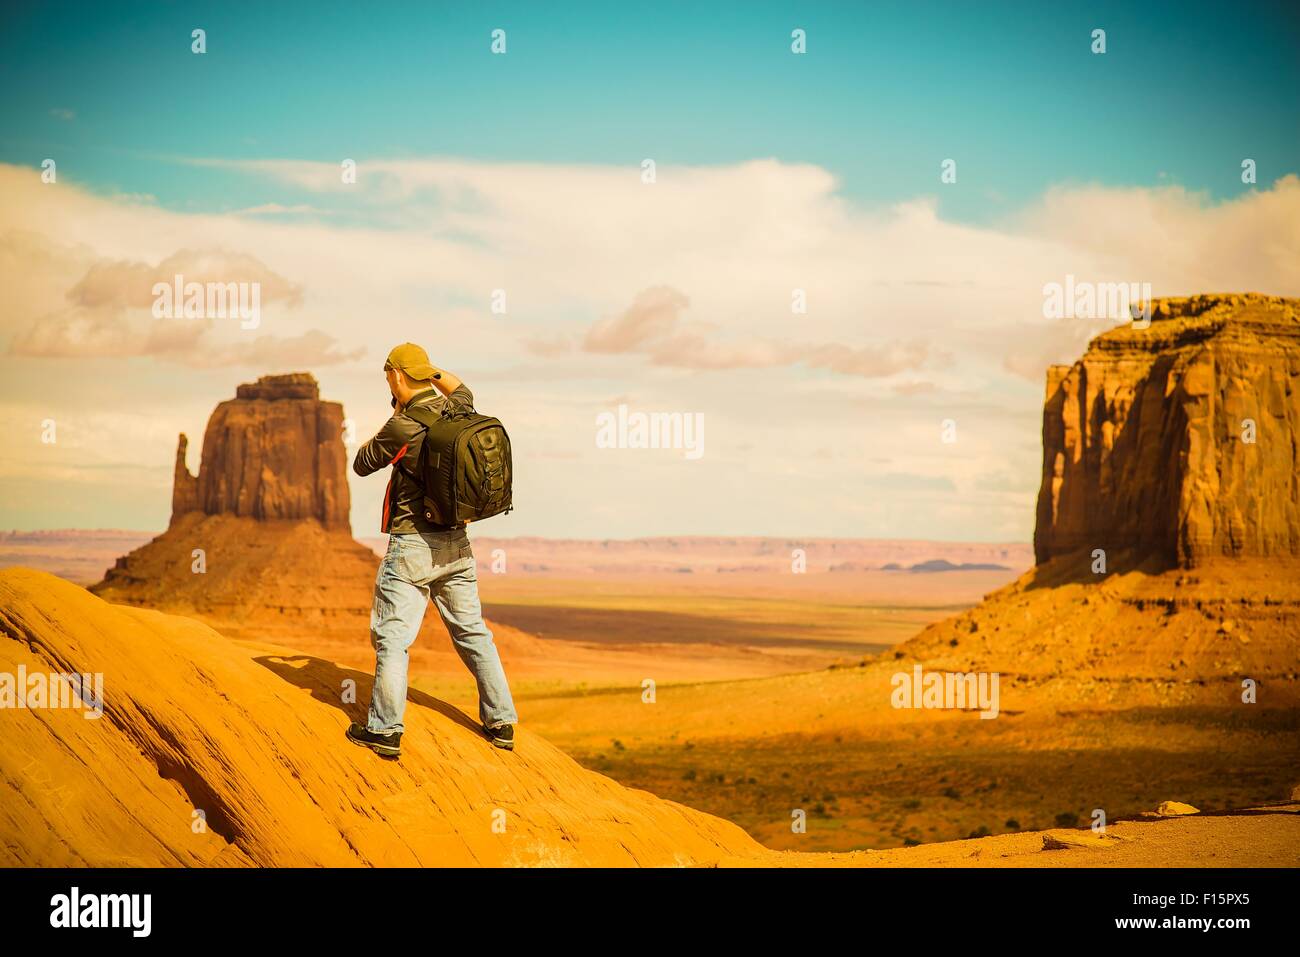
[1,161,1297,539]
[234,203,328,216]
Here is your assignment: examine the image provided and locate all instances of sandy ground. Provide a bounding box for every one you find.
[726,803,1300,867]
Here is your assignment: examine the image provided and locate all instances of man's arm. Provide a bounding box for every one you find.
[353,414,415,476]
[428,364,475,414]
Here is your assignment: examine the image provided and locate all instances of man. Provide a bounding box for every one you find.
[345,342,518,759]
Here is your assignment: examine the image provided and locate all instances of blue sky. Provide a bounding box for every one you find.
[3,0,1296,222]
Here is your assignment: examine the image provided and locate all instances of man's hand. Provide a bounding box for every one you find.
[426,364,463,397]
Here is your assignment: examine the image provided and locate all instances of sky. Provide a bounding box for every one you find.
[1,1,1298,540]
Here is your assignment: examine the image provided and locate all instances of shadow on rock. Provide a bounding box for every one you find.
[253,653,482,736]
[1021,547,1177,591]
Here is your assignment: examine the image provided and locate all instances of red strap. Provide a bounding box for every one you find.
[381,443,410,531]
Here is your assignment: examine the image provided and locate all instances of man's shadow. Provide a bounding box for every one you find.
[252,654,482,736]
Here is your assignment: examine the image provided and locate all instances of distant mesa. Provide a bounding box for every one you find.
[873,559,1010,573]
[1035,294,1300,568]
[906,559,957,573]
[418,538,1035,577]
[171,372,349,530]
[94,373,377,627]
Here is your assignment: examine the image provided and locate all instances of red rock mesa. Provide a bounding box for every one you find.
[170,372,350,529]
[1034,294,1300,568]
[93,373,376,625]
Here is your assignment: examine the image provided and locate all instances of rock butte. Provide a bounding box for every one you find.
[879,296,1300,708]
[175,372,349,529]
[1035,293,1300,568]
[95,373,383,625]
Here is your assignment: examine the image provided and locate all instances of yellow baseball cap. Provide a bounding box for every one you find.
[384,342,436,380]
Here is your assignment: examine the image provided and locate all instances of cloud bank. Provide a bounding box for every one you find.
[1,160,1297,538]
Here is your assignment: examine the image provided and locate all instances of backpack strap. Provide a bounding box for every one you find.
[392,402,456,484]
[403,405,444,429]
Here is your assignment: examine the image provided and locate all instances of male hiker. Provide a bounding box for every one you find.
[345,343,518,758]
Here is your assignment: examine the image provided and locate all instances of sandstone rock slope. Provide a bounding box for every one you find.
[1,569,761,866]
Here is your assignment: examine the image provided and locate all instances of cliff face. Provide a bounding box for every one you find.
[1034,294,1300,568]
[171,373,349,530]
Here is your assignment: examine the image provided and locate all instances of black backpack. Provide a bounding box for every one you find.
[403,402,513,526]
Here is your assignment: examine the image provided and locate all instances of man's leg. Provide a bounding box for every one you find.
[366,547,432,735]
[432,559,518,728]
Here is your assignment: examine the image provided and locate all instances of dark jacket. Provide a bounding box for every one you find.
[353,384,475,533]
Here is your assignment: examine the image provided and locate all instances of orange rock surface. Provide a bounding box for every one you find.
[1035,294,1300,568]
[1,569,759,866]
[176,372,350,529]
[896,555,1300,707]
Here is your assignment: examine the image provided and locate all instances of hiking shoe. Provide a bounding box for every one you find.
[346,722,402,758]
[482,722,515,750]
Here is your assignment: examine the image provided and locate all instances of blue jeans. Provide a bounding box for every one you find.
[366,528,518,735]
